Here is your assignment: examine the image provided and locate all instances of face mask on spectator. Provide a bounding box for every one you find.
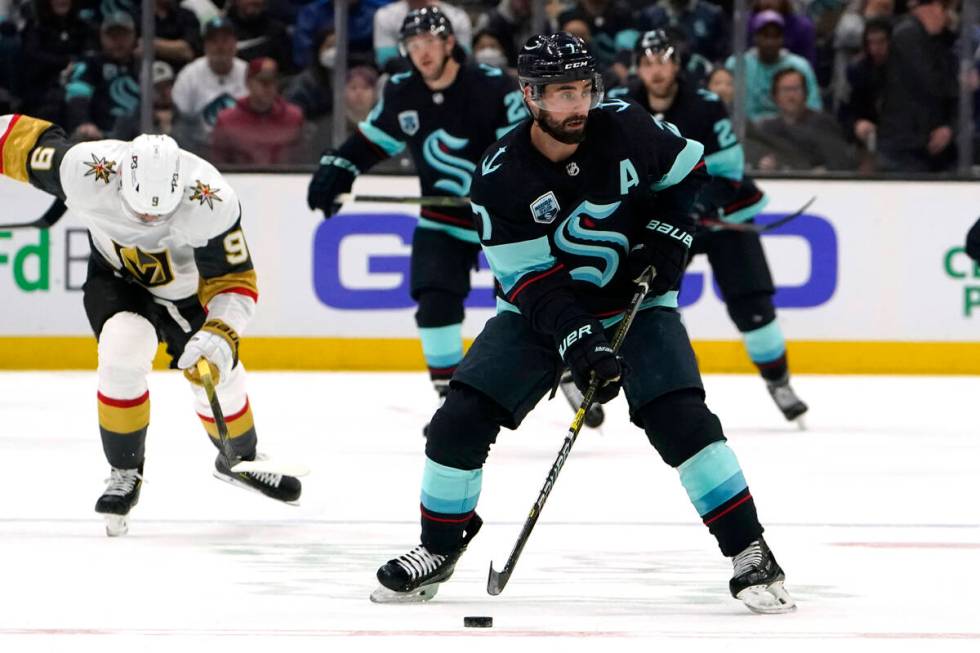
[475,47,507,69]
[320,47,337,70]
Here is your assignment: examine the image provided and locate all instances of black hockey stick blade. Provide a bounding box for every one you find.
[336,193,471,208]
[486,268,655,596]
[0,197,68,230]
[700,195,816,233]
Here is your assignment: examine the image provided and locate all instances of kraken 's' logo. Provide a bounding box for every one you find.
[422,129,476,196]
[112,242,175,287]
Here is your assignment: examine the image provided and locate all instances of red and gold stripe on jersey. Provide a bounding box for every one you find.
[0,114,54,183]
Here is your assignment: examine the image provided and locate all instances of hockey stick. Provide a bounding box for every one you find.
[336,193,471,208]
[699,195,816,233]
[487,267,656,596]
[0,197,68,230]
[195,360,310,478]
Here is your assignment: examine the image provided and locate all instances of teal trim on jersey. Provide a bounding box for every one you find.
[417,218,480,244]
[479,63,503,77]
[359,94,406,156]
[65,81,94,100]
[652,138,704,191]
[484,236,556,294]
[599,292,679,328]
[606,87,629,99]
[390,71,413,84]
[422,129,475,196]
[555,200,626,288]
[722,192,769,224]
[742,319,786,364]
[704,145,745,182]
[471,202,492,241]
[375,46,400,68]
[678,442,747,516]
[419,324,464,369]
[495,296,521,315]
[421,457,482,515]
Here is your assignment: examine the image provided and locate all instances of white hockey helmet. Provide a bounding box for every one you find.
[121,134,183,219]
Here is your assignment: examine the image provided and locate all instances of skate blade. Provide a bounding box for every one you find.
[230,459,310,478]
[794,415,807,431]
[212,470,301,506]
[102,514,129,537]
[736,580,797,614]
[369,582,441,604]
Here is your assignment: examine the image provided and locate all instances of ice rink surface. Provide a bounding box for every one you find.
[0,371,977,652]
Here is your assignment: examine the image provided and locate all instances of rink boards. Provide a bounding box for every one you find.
[0,174,978,373]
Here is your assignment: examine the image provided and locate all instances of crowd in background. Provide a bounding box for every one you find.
[0,0,976,173]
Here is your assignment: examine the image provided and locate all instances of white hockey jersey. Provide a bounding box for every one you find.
[0,114,258,331]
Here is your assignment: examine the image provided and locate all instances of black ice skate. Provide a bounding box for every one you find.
[95,466,143,537]
[730,537,796,614]
[766,374,808,426]
[559,371,605,428]
[213,453,302,504]
[371,514,482,603]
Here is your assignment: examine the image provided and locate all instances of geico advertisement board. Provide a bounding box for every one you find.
[1,175,978,369]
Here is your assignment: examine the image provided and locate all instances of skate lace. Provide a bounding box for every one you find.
[395,545,446,580]
[103,468,141,497]
[732,540,764,577]
[769,383,799,408]
[247,470,282,488]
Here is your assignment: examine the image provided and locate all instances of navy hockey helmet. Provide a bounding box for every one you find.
[517,32,604,110]
[634,29,678,66]
[399,6,454,54]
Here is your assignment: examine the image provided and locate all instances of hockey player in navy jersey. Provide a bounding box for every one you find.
[369,33,795,615]
[306,7,540,426]
[610,30,808,424]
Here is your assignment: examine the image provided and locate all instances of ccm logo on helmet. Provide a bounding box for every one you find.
[564,61,589,69]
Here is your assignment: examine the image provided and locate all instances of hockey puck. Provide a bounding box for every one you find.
[463,616,493,628]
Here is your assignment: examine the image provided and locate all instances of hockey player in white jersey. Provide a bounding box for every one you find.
[0,114,301,535]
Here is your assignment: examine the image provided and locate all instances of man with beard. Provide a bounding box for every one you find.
[610,30,808,424]
[368,32,796,615]
[307,7,533,432]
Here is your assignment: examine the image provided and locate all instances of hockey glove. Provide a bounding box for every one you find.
[966,217,980,262]
[307,152,357,216]
[178,319,239,386]
[628,220,693,296]
[557,318,623,404]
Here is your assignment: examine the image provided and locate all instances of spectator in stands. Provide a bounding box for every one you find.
[293,0,390,70]
[226,0,293,71]
[557,1,638,69]
[638,0,730,64]
[286,27,336,123]
[753,68,856,171]
[374,1,471,71]
[750,0,817,66]
[841,17,890,162]
[293,61,379,158]
[877,0,957,172]
[557,12,626,86]
[726,10,821,120]
[150,0,201,74]
[65,11,140,139]
[171,16,247,155]
[831,0,893,108]
[19,0,97,119]
[472,29,510,71]
[211,56,304,165]
[109,60,176,139]
[707,66,734,108]
[474,0,532,68]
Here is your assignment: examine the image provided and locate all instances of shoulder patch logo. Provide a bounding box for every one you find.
[597,98,631,113]
[482,146,506,176]
[530,191,561,224]
[190,180,222,210]
[83,154,117,184]
[398,110,420,136]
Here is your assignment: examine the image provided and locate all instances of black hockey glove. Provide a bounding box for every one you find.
[307,152,357,216]
[966,217,980,262]
[628,220,693,296]
[557,317,623,404]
